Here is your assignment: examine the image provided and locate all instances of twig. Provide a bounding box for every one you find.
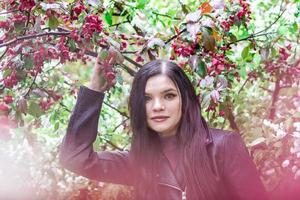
[112,118,128,133]
[37,86,71,112]
[152,11,181,20]
[83,49,137,76]
[24,73,38,98]
[165,28,187,45]
[259,86,273,93]
[227,8,286,46]
[0,47,8,61]
[109,20,130,27]
[254,7,286,36]
[123,55,143,68]
[122,50,138,54]
[238,76,250,95]
[103,101,129,118]
[99,134,123,151]
[227,32,276,46]
[23,11,31,35]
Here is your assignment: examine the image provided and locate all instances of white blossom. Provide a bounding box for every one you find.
[282,160,290,168]
[211,0,226,10]
[200,76,214,88]
[201,18,215,27]
[147,38,165,49]
[185,10,201,23]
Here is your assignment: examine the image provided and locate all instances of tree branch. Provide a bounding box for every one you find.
[225,97,240,132]
[0,31,70,48]
[268,75,281,120]
[0,10,18,15]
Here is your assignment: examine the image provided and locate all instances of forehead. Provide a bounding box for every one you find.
[145,74,178,94]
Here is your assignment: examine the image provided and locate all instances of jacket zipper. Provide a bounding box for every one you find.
[158,183,187,200]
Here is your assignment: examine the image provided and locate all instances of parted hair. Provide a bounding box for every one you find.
[128,60,219,200]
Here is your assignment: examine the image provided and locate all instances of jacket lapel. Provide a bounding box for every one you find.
[157,152,182,190]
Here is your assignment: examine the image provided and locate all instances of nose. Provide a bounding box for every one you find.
[153,98,165,111]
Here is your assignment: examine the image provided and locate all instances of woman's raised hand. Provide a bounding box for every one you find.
[89,47,123,92]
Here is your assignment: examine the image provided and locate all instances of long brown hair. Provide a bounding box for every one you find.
[128,60,219,199]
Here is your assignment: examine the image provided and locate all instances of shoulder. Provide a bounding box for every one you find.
[208,128,246,150]
[209,128,239,142]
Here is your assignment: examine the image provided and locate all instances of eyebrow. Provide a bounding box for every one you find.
[145,88,177,95]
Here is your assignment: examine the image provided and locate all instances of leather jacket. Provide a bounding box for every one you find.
[59,86,269,200]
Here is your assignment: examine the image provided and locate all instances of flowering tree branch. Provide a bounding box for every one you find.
[0,31,71,48]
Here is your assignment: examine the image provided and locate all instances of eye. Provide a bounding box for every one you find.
[165,93,176,100]
[145,96,151,102]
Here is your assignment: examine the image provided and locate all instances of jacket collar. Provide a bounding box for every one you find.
[157,151,182,190]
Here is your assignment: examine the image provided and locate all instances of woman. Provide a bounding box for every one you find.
[59,54,269,200]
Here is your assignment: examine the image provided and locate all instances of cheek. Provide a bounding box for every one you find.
[145,103,151,117]
[176,102,182,120]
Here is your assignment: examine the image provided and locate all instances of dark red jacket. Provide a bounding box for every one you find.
[59,86,269,200]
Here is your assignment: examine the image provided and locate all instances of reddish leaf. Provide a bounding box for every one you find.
[199,2,213,14]
[202,28,216,52]
[174,26,180,36]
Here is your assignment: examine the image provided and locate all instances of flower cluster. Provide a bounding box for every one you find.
[207,52,236,75]
[0,103,9,116]
[3,71,18,88]
[264,44,299,85]
[57,37,70,64]
[39,98,53,111]
[221,0,251,32]
[171,42,196,57]
[71,3,85,20]
[81,15,103,39]
[19,0,36,11]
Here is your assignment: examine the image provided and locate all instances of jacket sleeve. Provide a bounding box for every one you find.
[59,86,134,186]
[222,132,269,200]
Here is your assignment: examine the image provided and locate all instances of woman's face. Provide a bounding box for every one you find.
[145,74,182,138]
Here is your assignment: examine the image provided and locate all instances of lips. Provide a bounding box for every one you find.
[151,116,169,122]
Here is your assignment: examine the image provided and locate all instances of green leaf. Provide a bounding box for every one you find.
[137,0,148,9]
[78,12,87,24]
[239,66,247,79]
[24,56,34,69]
[227,72,236,83]
[54,121,60,131]
[289,22,298,33]
[196,61,207,78]
[241,46,250,59]
[99,50,109,60]
[48,15,59,29]
[68,39,77,52]
[28,102,44,118]
[104,11,113,25]
[271,46,277,57]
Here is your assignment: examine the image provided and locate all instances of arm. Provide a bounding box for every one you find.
[59,86,134,186]
[222,132,269,200]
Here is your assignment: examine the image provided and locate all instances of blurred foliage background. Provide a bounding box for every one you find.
[0,0,299,199]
